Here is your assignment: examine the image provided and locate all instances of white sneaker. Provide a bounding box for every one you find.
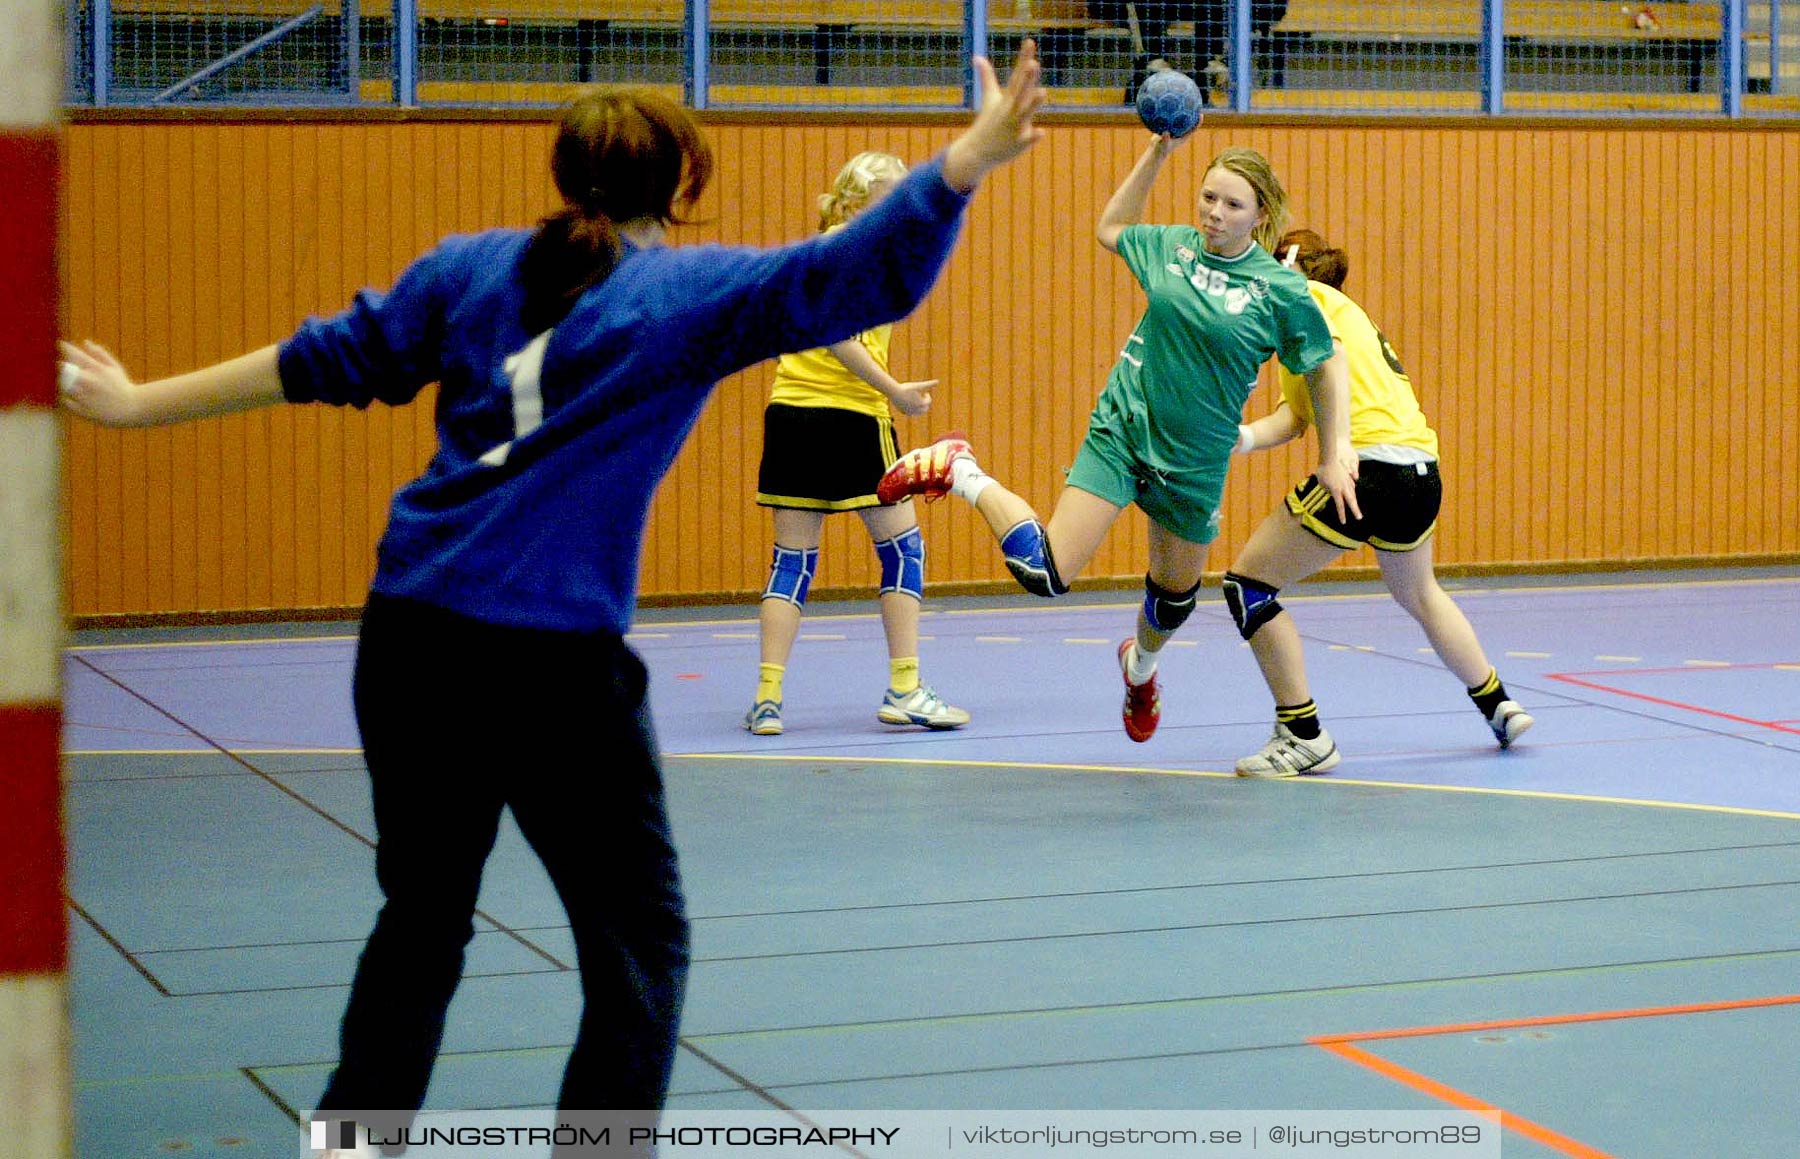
[878,684,970,730]
[1235,722,1341,778]
[1489,700,1534,748]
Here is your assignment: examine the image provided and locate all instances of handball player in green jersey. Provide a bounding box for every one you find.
[881,133,1358,744]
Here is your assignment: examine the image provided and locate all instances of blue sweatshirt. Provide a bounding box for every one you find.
[278,157,969,634]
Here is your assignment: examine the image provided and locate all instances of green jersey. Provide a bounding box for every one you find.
[1099,224,1332,479]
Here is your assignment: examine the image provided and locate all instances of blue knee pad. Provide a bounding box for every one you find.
[1142,575,1202,633]
[874,526,926,601]
[1000,519,1068,598]
[1222,571,1282,639]
[762,544,819,606]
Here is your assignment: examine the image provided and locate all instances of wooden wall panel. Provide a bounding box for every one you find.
[59,117,1800,618]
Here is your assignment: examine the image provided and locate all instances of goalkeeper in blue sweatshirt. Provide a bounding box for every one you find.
[60,46,1046,1146]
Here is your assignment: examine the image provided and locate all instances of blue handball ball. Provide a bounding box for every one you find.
[1136,69,1204,139]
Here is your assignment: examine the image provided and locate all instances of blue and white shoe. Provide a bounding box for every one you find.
[744,699,783,736]
[877,685,970,730]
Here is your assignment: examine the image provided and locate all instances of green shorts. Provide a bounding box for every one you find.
[1065,419,1225,545]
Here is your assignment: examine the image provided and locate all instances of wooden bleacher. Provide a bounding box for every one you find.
[1264,0,1731,93]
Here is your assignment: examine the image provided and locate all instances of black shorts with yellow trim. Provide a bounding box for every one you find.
[1286,458,1442,552]
[756,402,898,511]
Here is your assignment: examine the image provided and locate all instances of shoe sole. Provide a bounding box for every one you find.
[1235,745,1342,778]
[877,709,968,730]
[877,432,969,506]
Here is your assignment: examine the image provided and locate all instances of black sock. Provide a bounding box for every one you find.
[1468,669,1508,718]
[1277,700,1322,740]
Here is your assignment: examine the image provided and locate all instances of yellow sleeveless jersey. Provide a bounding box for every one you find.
[1277,281,1439,457]
[767,322,894,418]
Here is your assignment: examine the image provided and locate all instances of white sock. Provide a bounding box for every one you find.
[948,455,994,505]
[1126,639,1160,684]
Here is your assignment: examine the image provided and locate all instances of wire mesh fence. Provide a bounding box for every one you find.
[62,0,1799,113]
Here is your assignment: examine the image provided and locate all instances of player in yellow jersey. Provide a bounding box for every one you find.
[1225,229,1534,776]
[746,152,969,737]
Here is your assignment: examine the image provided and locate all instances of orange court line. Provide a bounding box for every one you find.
[1312,992,1800,1044]
[1313,1040,1616,1159]
[1310,995,1800,1159]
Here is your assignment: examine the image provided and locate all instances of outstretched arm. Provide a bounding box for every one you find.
[58,340,285,428]
[1097,133,1180,253]
[940,41,1050,194]
[691,42,1049,379]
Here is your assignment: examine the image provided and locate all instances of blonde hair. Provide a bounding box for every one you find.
[1204,146,1291,253]
[818,151,909,231]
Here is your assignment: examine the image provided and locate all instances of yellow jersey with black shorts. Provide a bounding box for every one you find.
[755,323,900,512]
[1276,281,1443,552]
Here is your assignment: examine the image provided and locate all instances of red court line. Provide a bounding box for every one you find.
[1311,995,1800,1159]
[1547,672,1800,735]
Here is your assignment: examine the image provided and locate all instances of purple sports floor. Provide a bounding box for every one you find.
[63,569,1800,1156]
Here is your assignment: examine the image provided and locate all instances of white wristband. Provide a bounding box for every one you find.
[1234,424,1256,454]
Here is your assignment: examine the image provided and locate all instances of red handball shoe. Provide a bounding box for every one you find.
[1118,639,1161,743]
[877,433,972,505]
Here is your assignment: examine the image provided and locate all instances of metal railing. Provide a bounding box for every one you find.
[64,0,1795,115]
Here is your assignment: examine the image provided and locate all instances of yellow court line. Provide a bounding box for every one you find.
[669,752,1800,821]
[1291,774,1800,821]
[67,633,357,652]
[69,748,1800,821]
[676,751,1230,780]
[79,742,1798,815]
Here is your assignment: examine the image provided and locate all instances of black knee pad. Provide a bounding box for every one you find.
[1222,571,1283,640]
[1142,575,1202,633]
